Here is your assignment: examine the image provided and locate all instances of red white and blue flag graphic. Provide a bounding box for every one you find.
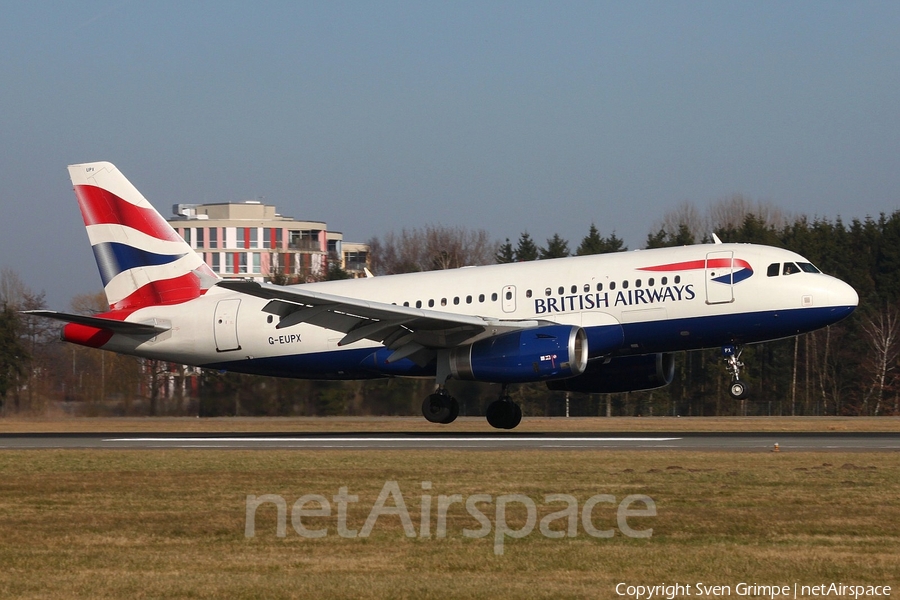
[69,162,217,310]
[638,258,754,284]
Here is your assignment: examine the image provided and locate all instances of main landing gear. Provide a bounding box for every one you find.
[722,345,749,400]
[422,390,459,424]
[420,384,523,429]
[485,385,522,430]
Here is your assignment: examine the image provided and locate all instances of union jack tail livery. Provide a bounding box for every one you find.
[69,162,218,310]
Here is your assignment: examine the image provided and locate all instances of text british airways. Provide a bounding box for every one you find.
[534,284,696,315]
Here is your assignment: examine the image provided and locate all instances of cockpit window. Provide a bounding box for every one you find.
[767,263,780,277]
[782,262,801,275]
[798,262,820,273]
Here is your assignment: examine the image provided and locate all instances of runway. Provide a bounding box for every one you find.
[1,432,899,451]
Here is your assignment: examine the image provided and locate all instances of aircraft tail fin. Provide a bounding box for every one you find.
[68,161,219,311]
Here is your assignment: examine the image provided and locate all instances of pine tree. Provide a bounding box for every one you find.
[600,231,626,253]
[495,238,515,263]
[514,232,539,262]
[540,233,570,259]
[576,224,605,255]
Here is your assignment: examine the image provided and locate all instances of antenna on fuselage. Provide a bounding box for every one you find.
[712,233,723,244]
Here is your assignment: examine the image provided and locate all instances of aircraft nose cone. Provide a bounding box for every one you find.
[825,277,858,322]
[844,280,859,309]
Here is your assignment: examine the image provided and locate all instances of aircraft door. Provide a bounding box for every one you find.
[501,285,516,313]
[214,299,242,351]
[705,251,734,304]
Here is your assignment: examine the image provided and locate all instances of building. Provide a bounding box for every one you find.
[167,201,369,282]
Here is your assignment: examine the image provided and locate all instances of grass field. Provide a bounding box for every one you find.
[0,445,898,599]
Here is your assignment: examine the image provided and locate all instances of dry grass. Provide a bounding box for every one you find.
[1,415,899,433]
[0,449,898,599]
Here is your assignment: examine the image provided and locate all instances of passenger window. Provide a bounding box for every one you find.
[596,283,603,292]
[622,280,629,289]
[403,301,409,307]
[491,293,498,301]
[416,300,422,308]
[428,299,434,308]
[661,277,668,285]
[783,263,800,276]
[767,263,780,277]
[505,291,512,300]
[571,285,577,294]
[441,298,448,306]
[545,288,552,296]
[674,276,681,284]
[635,279,641,287]
[610,282,616,290]
[583,284,590,293]
[453,297,459,305]
[648,278,655,286]
[525,290,532,298]
[479,294,485,302]
[466,295,473,304]
[558,286,564,295]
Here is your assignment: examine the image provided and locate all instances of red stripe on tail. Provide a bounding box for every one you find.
[73,184,182,242]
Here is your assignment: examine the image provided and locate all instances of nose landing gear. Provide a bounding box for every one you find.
[723,345,749,399]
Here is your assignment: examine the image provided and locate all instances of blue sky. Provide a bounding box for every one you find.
[2,1,899,307]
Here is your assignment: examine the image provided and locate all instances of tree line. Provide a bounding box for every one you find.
[2,195,899,417]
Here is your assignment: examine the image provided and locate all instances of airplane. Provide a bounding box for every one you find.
[27,161,859,429]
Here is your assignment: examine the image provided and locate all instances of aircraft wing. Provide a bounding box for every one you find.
[217,280,541,365]
[22,310,171,335]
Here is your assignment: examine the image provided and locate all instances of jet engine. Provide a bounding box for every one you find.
[448,325,588,383]
[547,353,675,394]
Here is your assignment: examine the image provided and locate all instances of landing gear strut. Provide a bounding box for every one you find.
[723,345,749,400]
[422,389,459,424]
[485,385,522,429]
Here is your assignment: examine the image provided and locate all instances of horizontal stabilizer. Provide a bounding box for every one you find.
[23,310,171,335]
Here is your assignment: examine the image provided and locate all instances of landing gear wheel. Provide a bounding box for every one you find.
[508,401,522,429]
[422,393,458,424]
[445,397,459,424]
[486,396,522,429]
[729,380,749,400]
[722,345,750,401]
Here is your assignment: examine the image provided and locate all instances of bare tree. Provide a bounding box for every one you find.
[651,201,708,244]
[0,268,28,308]
[369,225,497,275]
[860,306,900,415]
[68,292,143,413]
[708,194,790,233]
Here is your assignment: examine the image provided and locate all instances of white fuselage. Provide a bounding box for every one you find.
[96,242,858,381]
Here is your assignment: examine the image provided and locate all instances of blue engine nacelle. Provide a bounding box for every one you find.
[448,325,588,383]
[547,353,675,394]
